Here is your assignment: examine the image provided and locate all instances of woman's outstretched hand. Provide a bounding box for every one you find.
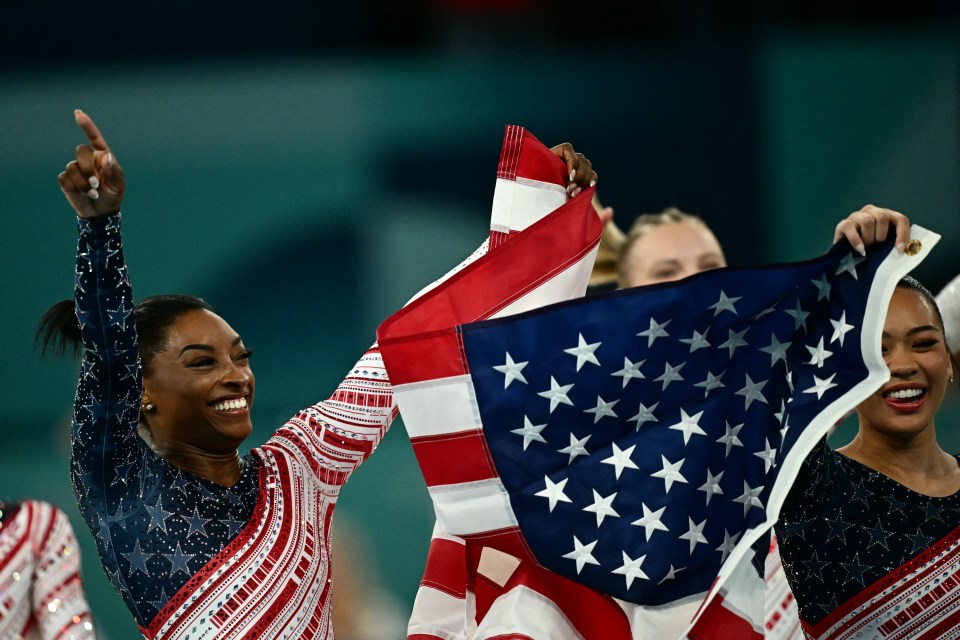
[58,110,125,219]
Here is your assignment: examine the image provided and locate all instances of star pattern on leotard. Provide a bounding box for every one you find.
[775,440,960,627]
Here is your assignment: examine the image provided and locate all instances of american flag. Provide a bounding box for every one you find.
[379,128,938,638]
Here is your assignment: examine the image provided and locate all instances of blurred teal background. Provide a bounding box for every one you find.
[2,8,960,638]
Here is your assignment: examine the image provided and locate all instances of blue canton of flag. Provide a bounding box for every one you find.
[460,239,902,607]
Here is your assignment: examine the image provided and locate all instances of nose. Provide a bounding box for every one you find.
[221,361,252,388]
[885,344,917,379]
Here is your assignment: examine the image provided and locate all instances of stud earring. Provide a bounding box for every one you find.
[142,403,155,412]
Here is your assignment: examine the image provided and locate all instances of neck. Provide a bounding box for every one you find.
[157,444,244,487]
[839,421,959,496]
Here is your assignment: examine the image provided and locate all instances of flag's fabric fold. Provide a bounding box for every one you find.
[379,124,939,639]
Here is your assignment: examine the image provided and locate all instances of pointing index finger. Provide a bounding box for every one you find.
[74,109,111,152]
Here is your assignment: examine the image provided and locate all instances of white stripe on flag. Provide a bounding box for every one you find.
[490,177,568,235]
[616,597,702,640]
[395,375,480,438]
[430,478,517,536]
[474,586,584,640]
[407,587,475,640]
[494,246,601,319]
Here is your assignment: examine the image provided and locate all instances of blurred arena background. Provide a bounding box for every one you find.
[1,2,958,637]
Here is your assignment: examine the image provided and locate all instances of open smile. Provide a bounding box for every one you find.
[881,386,927,413]
[209,395,250,414]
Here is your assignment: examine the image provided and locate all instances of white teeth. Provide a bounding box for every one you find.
[212,397,248,411]
[885,388,924,400]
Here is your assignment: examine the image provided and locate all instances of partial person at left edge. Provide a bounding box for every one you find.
[0,499,96,639]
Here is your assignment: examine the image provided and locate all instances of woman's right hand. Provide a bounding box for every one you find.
[58,110,125,219]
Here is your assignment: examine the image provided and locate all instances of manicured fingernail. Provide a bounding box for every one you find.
[855,243,865,256]
[569,170,576,181]
[589,179,596,188]
[86,188,99,200]
[74,108,82,114]
[88,176,99,189]
[572,187,582,198]
[896,242,905,254]
[106,153,113,167]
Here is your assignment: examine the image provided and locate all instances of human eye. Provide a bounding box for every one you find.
[186,356,217,368]
[235,349,254,363]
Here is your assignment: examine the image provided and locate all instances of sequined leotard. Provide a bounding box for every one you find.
[71,214,398,638]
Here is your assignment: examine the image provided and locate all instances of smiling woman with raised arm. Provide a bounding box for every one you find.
[38,111,598,639]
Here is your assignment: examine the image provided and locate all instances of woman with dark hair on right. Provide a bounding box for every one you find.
[774,218,960,637]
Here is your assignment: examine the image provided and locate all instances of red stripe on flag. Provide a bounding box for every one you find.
[515,131,569,188]
[496,125,525,180]
[413,430,499,486]
[380,329,465,386]
[499,560,634,640]
[378,190,600,349]
[421,537,468,598]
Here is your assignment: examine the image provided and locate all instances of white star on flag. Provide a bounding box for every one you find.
[637,317,671,347]
[562,536,600,574]
[836,252,865,279]
[558,433,591,465]
[511,416,547,450]
[651,455,688,492]
[830,311,855,346]
[658,564,685,585]
[668,409,707,445]
[811,273,832,301]
[754,438,777,473]
[629,402,659,431]
[716,529,741,562]
[678,517,709,554]
[612,552,649,589]
[717,421,745,457]
[654,361,685,391]
[805,337,834,368]
[735,373,768,409]
[698,469,725,505]
[733,480,765,516]
[493,352,529,388]
[719,328,749,358]
[584,396,619,423]
[564,333,602,371]
[583,490,620,526]
[694,370,725,397]
[785,299,810,331]
[611,357,645,387]
[759,334,791,367]
[708,291,742,316]
[535,476,572,512]
[538,376,574,413]
[679,328,711,352]
[631,503,669,541]
[601,443,639,479]
[804,373,839,400]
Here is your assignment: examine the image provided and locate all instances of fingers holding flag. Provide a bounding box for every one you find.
[550,142,598,199]
[833,204,911,256]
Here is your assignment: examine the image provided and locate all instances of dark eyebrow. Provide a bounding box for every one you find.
[179,336,242,357]
[881,325,939,339]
